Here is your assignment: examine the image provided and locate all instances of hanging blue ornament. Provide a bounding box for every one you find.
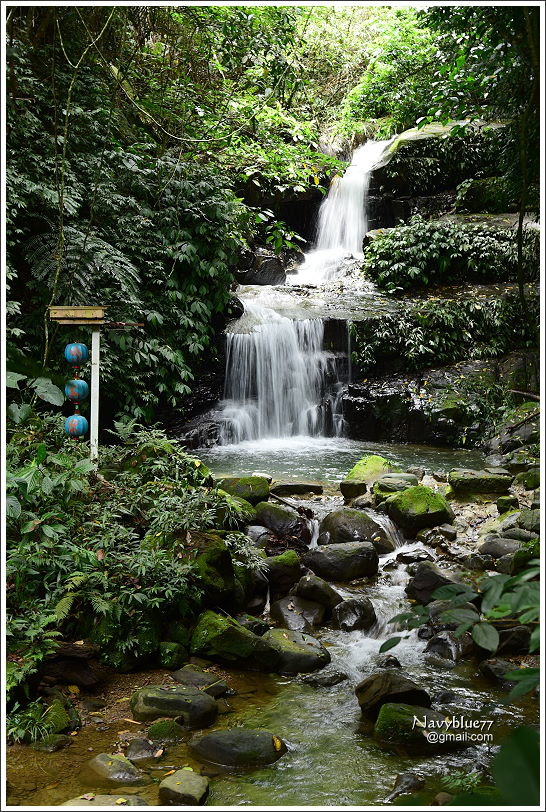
[64,342,89,364]
[65,379,89,402]
[64,414,89,437]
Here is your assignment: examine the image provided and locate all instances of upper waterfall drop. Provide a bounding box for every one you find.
[292,138,393,285]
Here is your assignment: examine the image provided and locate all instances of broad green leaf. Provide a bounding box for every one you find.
[492,727,540,805]
[6,493,22,520]
[471,622,499,651]
[6,371,27,388]
[30,377,65,406]
[379,636,402,653]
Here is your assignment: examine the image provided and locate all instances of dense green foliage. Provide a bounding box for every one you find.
[363,217,538,293]
[351,292,539,375]
[6,414,258,698]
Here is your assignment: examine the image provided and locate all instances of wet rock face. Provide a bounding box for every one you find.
[355,672,431,719]
[190,610,280,671]
[262,628,331,674]
[79,753,152,787]
[291,573,344,614]
[130,684,219,727]
[405,562,460,605]
[270,595,325,632]
[171,664,230,698]
[333,597,377,632]
[159,769,209,806]
[234,247,287,286]
[189,728,287,767]
[302,541,379,581]
[319,507,395,553]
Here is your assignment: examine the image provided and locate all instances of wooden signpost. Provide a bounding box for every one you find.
[48,306,143,462]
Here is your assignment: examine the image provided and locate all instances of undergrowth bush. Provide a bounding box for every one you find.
[351,292,539,373]
[5,414,253,702]
[363,216,539,293]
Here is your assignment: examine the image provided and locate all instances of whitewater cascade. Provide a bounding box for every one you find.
[292,138,393,284]
[217,140,391,444]
[218,303,344,444]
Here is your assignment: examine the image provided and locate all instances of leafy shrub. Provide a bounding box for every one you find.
[363,216,538,293]
[351,292,539,373]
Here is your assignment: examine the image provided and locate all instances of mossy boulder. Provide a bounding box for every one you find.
[190,610,279,671]
[158,641,188,670]
[514,468,540,490]
[195,541,237,608]
[172,664,229,698]
[264,549,303,598]
[517,508,540,535]
[448,468,513,494]
[302,542,379,581]
[496,495,519,514]
[146,719,187,743]
[215,492,257,528]
[79,753,152,787]
[261,628,331,674]
[158,769,209,806]
[254,501,309,541]
[216,476,270,505]
[372,473,419,505]
[189,728,287,767]
[130,685,218,727]
[374,703,460,751]
[340,455,400,499]
[478,510,520,537]
[384,486,454,534]
[319,508,396,553]
[355,672,431,719]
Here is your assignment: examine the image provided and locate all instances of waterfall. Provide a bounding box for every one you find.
[292,138,393,284]
[218,303,344,444]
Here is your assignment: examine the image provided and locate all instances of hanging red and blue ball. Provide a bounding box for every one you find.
[64,342,89,364]
[64,414,89,437]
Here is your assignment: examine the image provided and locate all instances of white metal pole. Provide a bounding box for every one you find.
[90,329,100,461]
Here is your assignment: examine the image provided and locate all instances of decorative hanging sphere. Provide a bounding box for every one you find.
[64,342,89,364]
[65,379,89,402]
[64,414,89,437]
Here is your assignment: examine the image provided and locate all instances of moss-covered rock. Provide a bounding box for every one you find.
[265,549,302,598]
[261,628,331,674]
[372,473,419,505]
[130,684,218,726]
[189,728,287,767]
[478,510,520,537]
[79,753,152,787]
[158,641,188,670]
[172,664,229,697]
[517,508,540,535]
[254,501,306,538]
[374,703,459,751]
[195,541,236,608]
[158,769,209,805]
[319,507,396,553]
[215,491,257,528]
[190,610,279,671]
[166,621,192,648]
[496,495,519,514]
[340,455,400,500]
[448,468,513,493]
[216,476,270,505]
[514,468,540,491]
[146,719,187,743]
[384,486,454,534]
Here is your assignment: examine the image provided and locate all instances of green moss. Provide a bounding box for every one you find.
[374,702,447,747]
[215,476,270,505]
[478,509,520,537]
[385,485,454,532]
[514,468,540,491]
[147,719,187,742]
[166,621,192,648]
[267,549,300,568]
[496,495,519,513]
[345,455,400,482]
[190,610,256,659]
[448,468,514,494]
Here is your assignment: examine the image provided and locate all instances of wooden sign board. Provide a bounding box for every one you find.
[48,306,108,324]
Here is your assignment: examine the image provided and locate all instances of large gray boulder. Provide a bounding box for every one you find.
[264,550,303,598]
[171,664,229,698]
[333,598,377,632]
[130,685,218,727]
[158,769,209,805]
[448,468,513,493]
[478,537,521,559]
[189,728,287,767]
[320,508,395,553]
[355,672,431,719]
[79,753,152,787]
[261,628,331,674]
[270,596,325,632]
[302,542,379,581]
